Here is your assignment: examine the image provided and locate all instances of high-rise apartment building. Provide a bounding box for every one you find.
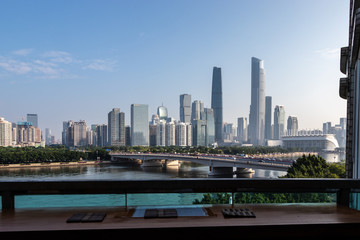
[108,108,125,146]
[156,121,166,146]
[249,57,266,146]
[273,105,285,140]
[0,117,12,147]
[72,121,87,147]
[180,94,191,123]
[96,124,108,147]
[165,121,175,146]
[175,122,187,146]
[211,67,223,143]
[131,104,149,146]
[63,120,87,147]
[16,121,42,147]
[265,96,272,140]
[26,114,38,128]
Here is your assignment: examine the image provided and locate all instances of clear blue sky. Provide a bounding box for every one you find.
[0,0,349,139]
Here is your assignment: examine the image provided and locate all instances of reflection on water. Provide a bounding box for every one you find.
[0,161,286,181]
[0,159,328,208]
[0,151,344,181]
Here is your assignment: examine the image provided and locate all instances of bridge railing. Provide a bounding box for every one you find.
[1,178,360,210]
[111,153,291,169]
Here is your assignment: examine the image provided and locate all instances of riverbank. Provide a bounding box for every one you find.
[0,161,111,169]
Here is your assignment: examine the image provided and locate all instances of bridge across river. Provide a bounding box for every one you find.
[110,153,291,176]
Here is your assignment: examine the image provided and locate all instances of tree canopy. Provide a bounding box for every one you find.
[281,154,345,178]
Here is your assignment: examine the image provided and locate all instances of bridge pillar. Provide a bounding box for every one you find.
[208,167,235,177]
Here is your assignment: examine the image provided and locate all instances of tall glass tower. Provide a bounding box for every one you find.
[131,104,149,146]
[26,114,38,128]
[249,57,266,146]
[205,108,215,146]
[108,108,125,146]
[179,94,191,123]
[211,67,223,143]
[157,105,168,120]
[273,105,285,140]
[265,96,272,140]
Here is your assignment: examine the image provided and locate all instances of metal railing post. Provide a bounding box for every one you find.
[337,188,350,207]
[1,191,15,211]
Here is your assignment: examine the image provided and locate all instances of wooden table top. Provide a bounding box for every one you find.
[2,204,360,238]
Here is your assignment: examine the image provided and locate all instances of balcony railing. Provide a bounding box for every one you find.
[1,178,360,210]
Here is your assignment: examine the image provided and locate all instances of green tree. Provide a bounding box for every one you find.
[282,154,345,178]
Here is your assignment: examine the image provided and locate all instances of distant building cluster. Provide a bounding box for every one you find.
[0,114,48,147]
[0,58,346,152]
[60,67,223,148]
[236,57,346,152]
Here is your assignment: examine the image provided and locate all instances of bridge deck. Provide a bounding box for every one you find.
[1,204,360,238]
[111,153,291,171]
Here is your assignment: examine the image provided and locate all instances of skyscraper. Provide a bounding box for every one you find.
[237,117,248,143]
[175,122,188,146]
[274,105,285,140]
[249,57,266,146]
[108,108,125,146]
[156,121,166,146]
[131,104,149,146]
[192,119,207,146]
[191,100,204,121]
[165,121,175,146]
[287,116,298,136]
[180,94,191,123]
[157,105,168,121]
[27,114,38,128]
[45,128,52,145]
[149,124,157,146]
[64,120,87,147]
[265,96,272,140]
[205,108,215,146]
[96,124,108,147]
[211,67,223,143]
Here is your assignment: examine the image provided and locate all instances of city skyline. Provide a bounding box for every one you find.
[0,0,349,139]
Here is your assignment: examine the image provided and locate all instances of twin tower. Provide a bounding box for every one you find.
[186,58,264,146]
[211,57,266,146]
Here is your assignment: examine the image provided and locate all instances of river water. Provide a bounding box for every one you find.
[0,162,287,209]
[0,151,343,209]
